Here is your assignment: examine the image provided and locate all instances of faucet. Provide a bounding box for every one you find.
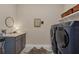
[1,29,6,34]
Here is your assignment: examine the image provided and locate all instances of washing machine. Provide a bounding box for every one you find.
[50,24,58,53]
[56,21,79,54]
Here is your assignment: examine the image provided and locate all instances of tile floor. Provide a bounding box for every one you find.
[21,47,54,54]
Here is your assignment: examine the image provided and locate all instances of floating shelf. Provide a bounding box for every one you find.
[59,11,79,22]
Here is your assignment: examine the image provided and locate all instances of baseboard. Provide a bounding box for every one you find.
[22,44,52,53]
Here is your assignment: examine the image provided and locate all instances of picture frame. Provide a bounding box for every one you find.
[34,18,41,27]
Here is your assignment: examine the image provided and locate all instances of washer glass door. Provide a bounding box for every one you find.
[56,27,69,49]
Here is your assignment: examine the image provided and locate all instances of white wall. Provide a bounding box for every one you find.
[0,4,16,33]
[16,4,64,46]
[0,4,64,46]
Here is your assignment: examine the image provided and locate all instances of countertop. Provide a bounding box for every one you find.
[3,32,26,37]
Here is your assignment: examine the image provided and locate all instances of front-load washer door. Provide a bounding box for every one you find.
[56,27,69,49]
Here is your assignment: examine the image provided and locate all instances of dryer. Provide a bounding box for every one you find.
[56,21,79,54]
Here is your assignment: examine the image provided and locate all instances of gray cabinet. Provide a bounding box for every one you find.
[4,33,26,54]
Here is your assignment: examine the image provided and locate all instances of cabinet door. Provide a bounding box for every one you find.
[16,36,22,53]
[4,37,16,54]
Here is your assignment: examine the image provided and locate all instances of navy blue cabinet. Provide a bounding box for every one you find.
[4,33,26,54]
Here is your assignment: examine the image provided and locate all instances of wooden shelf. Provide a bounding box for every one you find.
[59,11,79,22]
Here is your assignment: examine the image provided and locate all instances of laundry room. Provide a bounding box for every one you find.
[0,3,79,54]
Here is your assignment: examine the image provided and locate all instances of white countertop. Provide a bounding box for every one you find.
[3,32,26,37]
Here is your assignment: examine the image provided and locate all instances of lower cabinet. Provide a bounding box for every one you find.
[4,33,26,54]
